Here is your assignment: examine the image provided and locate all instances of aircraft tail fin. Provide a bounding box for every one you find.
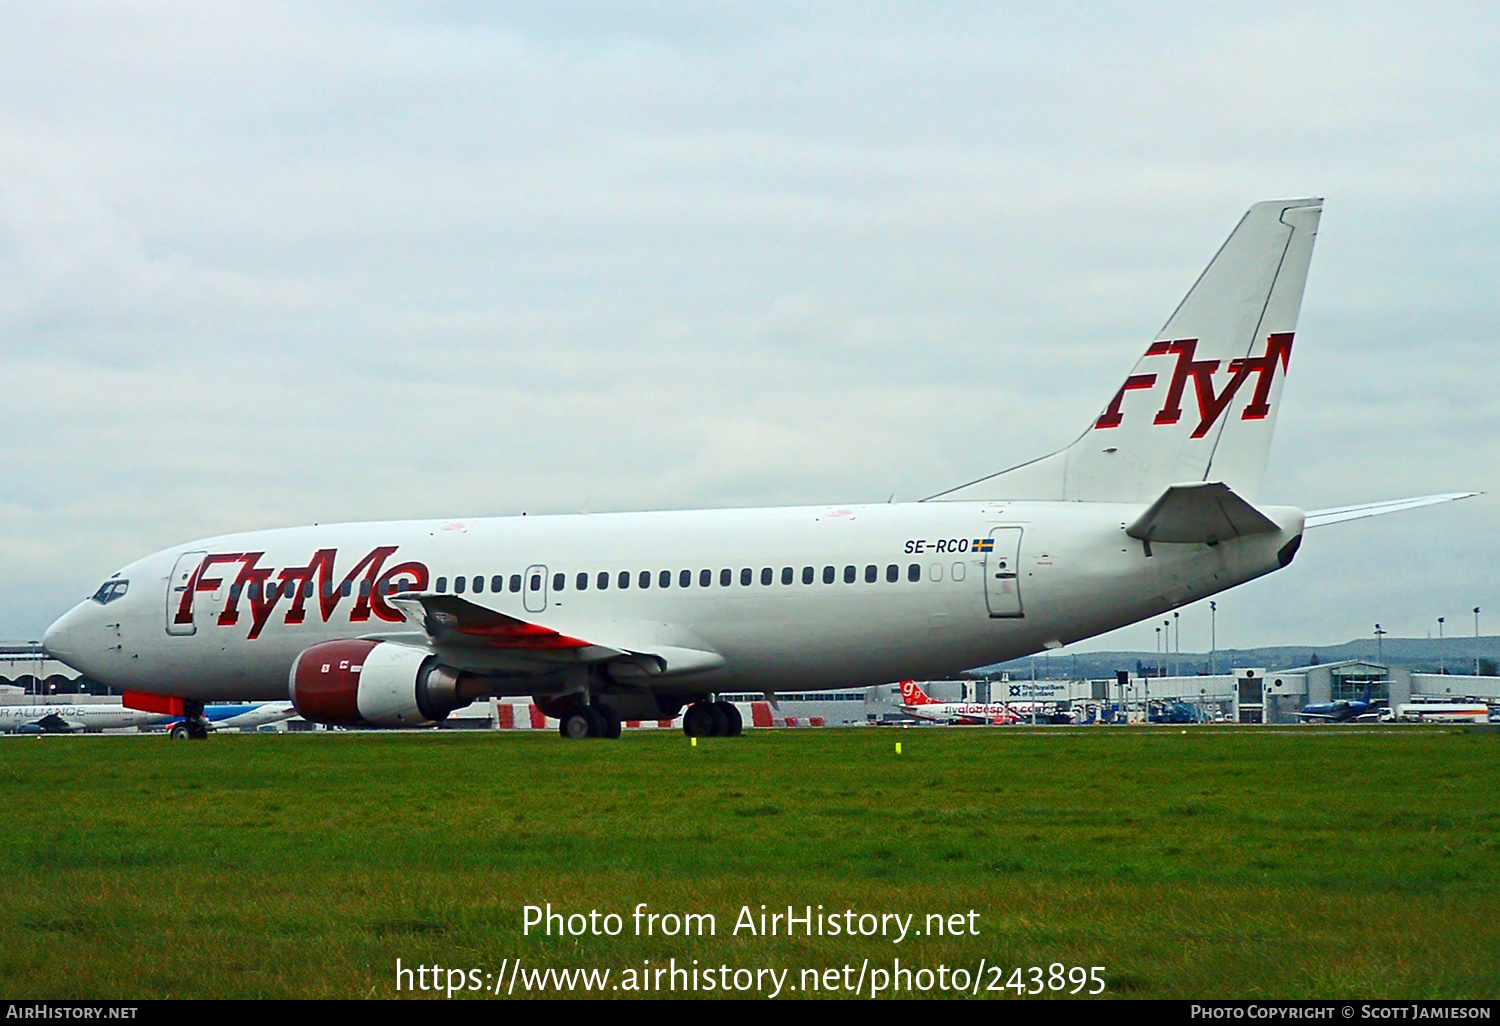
[898,680,937,706]
[928,198,1322,505]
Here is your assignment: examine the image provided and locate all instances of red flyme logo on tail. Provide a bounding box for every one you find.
[1095,332,1293,437]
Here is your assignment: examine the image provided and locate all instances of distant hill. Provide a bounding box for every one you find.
[977,636,1500,680]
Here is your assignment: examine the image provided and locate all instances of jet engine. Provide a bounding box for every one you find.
[288,639,481,728]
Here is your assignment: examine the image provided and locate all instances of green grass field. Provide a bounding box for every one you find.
[1,726,1497,1000]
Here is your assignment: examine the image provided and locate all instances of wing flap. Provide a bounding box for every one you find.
[383,593,726,680]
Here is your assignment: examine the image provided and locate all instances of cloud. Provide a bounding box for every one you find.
[1,3,1496,649]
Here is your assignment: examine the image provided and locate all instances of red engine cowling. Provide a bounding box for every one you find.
[288,639,474,728]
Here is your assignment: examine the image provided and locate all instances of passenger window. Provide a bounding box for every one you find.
[577,572,589,591]
[343,581,353,597]
[455,576,466,595]
[952,562,966,582]
[491,575,504,593]
[553,573,565,592]
[802,566,814,585]
[619,571,631,590]
[597,572,609,591]
[659,570,671,589]
[865,564,877,583]
[229,584,243,601]
[699,569,711,588]
[822,566,834,585]
[529,574,542,592]
[509,574,522,593]
[359,581,371,597]
[473,576,484,594]
[436,577,449,593]
[679,569,691,588]
[720,569,732,587]
[760,568,773,586]
[929,563,943,582]
[781,567,793,585]
[640,571,651,589]
[844,565,856,584]
[908,564,921,582]
[886,564,899,583]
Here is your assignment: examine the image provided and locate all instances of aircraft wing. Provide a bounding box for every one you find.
[382,593,727,680]
[1304,492,1477,528]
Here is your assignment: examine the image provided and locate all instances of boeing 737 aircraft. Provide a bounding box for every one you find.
[42,199,1474,740]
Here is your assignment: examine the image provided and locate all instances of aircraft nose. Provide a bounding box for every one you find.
[43,604,87,668]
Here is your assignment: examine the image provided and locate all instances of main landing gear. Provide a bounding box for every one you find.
[557,702,622,740]
[682,701,742,738]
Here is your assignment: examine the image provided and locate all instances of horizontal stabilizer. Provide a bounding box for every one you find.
[1126,481,1279,545]
[1305,492,1477,529]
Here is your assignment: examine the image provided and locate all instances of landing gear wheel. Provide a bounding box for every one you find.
[598,705,622,739]
[706,702,729,736]
[186,719,210,740]
[715,701,743,737]
[584,706,608,738]
[560,709,594,740]
[682,703,717,737]
[169,723,190,741]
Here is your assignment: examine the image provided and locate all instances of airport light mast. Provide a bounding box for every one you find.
[1210,601,1217,676]
[1375,623,1387,667]
[1438,616,1446,674]
[1477,607,1483,676]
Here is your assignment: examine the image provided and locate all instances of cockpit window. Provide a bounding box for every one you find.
[91,580,129,605]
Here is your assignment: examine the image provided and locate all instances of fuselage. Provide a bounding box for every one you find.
[43,499,1304,703]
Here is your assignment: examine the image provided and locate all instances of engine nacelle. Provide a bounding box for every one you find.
[288,639,472,728]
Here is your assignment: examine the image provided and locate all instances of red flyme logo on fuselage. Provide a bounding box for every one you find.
[1095,332,1293,437]
[175,547,431,639]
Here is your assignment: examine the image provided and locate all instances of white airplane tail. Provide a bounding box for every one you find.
[930,198,1322,505]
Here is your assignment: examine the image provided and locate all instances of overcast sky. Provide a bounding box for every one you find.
[2,2,1496,657]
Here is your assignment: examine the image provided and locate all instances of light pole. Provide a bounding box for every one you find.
[1477,607,1483,676]
[1155,626,1162,680]
[1173,610,1180,677]
[1438,616,1446,675]
[1375,623,1387,667]
[1210,601,1218,676]
[1163,619,1171,678]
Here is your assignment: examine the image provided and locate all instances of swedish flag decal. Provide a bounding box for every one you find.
[973,538,995,553]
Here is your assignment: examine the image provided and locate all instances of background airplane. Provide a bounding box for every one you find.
[897,680,1021,725]
[161,702,297,739]
[0,702,170,734]
[1297,685,1383,723]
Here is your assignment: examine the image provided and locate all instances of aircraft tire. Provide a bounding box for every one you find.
[716,702,743,737]
[584,706,609,738]
[169,723,190,741]
[187,720,210,740]
[598,705,622,739]
[560,709,594,740]
[706,702,729,736]
[682,703,717,737]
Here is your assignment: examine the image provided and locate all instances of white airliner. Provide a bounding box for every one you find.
[42,198,1474,740]
[896,681,1021,725]
[0,702,170,734]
